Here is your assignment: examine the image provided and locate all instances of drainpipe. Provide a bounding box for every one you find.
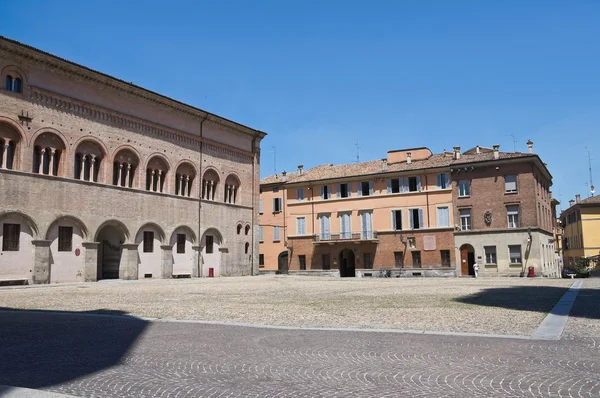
[197,116,207,278]
[425,175,430,228]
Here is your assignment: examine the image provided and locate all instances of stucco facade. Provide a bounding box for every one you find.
[0,37,265,284]
[561,195,600,267]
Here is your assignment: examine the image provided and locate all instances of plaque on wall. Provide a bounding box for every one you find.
[423,236,436,251]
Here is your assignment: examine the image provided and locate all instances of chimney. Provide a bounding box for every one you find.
[476,145,481,154]
[576,194,581,203]
[569,200,575,207]
[282,171,287,182]
[297,165,303,176]
[493,144,500,159]
[406,152,412,165]
[381,158,388,171]
[453,146,461,160]
[527,139,533,154]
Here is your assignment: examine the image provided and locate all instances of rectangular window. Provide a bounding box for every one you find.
[176,233,186,254]
[273,226,280,241]
[338,183,351,198]
[437,207,449,227]
[319,215,331,240]
[440,250,451,267]
[360,211,373,239]
[505,175,517,193]
[321,185,331,200]
[408,176,420,192]
[437,173,450,189]
[340,213,351,239]
[2,223,20,251]
[484,246,497,265]
[507,205,520,228]
[409,208,423,230]
[509,245,522,264]
[272,198,282,212]
[143,231,154,253]
[359,181,373,196]
[394,251,404,268]
[458,180,470,197]
[259,199,263,214]
[259,226,264,242]
[259,254,264,266]
[273,187,279,193]
[296,188,304,201]
[58,226,73,252]
[298,255,306,270]
[322,254,331,270]
[459,209,472,230]
[412,251,421,268]
[363,253,373,269]
[389,178,401,193]
[392,210,402,231]
[206,235,214,254]
[296,217,306,235]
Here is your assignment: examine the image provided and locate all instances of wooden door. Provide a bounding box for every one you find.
[460,247,469,276]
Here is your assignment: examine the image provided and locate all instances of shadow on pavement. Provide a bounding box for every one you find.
[0,308,148,390]
[454,282,600,320]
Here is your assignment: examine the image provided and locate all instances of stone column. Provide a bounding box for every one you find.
[32,240,52,284]
[82,242,99,282]
[192,245,202,277]
[38,148,46,174]
[117,162,123,185]
[90,156,96,182]
[151,169,156,191]
[158,170,163,192]
[180,175,185,196]
[80,154,86,179]
[119,243,139,280]
[48,148,55,175]
[185,175,190,197]
[161,244,173,279]
[224,185,229,203]
[1,140,10,169]
[124,164,131,187]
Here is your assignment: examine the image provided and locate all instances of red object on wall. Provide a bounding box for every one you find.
[75,248,80,257]
[208,267,214,277]
[528,266,535,278]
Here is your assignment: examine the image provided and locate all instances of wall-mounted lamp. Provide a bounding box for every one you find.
[527,227,532,243]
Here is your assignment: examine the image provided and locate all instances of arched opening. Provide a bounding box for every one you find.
[74,140,105,183]
[224,174,241,204]
[245,242,250,254]
[32,132,66,176]
[145,155,169,193]
[135,223,165,279]
[5,75,12,91]
[201,169,219,201]
[96,223,127,280]
[170,226,196,276]
[0,122,22,170]
[0,211,37,281]
[201,228,222,276]
[175,161,196,197]
[237,224,242,235]
[339,249,356,277]
[113,148,140,188]
[460,244,476,276]
[244,224,250,236]
[277,250,289,274]
[46,216,87,283]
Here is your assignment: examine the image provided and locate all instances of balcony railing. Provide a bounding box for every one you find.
[314,230,378,243]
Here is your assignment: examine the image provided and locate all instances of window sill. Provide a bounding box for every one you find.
[458,195,470,199]
[273,240,281,243]
[505,191,519,195]
[272,211,281,214]
[485,264,497,268]
[509,263,523,267]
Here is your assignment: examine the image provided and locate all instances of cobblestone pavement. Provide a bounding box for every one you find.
[1,311,599,398]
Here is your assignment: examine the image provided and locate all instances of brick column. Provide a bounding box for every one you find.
[32,240,52,284]
[161,245,173,279]
[82,242,99,282]
[119,243,139,280]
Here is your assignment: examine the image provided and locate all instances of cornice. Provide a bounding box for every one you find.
[28,86,254,162]
[0,37,266,140]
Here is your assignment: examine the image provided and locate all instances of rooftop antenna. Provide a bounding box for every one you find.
[355,139,361,163]
[272,146,277,176]
[586,147,594,197]
[505,133,518,152]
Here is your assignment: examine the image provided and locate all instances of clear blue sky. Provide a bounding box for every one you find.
[3,0,600,208]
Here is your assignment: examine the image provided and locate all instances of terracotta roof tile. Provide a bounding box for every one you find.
[579,195,600,205]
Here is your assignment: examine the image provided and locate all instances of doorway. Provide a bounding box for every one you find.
[96,225,125,280]
[460,244,475,276]
[339,249,356,277]
[277,251,289,274]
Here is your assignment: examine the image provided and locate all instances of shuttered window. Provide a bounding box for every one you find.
[177,233,186,253]
[2,223,20,251]
[58,226,73,252]
[143,231,154,253]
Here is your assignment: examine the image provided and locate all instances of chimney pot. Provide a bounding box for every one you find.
[282,171,287,182]
[569,199,575,207]
[453,146,461,160]
[527,139,534,154]
[493,144,500,159]
[476,145,481,154]
[297,165,304,175]
[381,158,388,171]
[576,194,581,203]
[406,152,412,164]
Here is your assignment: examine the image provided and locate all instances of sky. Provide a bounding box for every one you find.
[3,0,600,208]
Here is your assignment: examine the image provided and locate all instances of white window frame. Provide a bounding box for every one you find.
[507,205,520,228]
[339,212,352,239]
[391,209,402,231]
[505,175,518,193]
[484,246,497,265]
[437,206,450,227]
[408,208,424,230]
[273,226,280,241]
[337,183,352,198]
[459,208,472,230]
[296,188,304,202]
[358,181,374,197]
[436,173,451,189]
[259,226,264,242]
[296,217,306,235]
[509,245,522,264]
[458,180,470,197]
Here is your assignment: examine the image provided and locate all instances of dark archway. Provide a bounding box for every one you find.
[96,225,126,280]
[460,244,475,276]
[339,249,356,277]
[277,251,289,274]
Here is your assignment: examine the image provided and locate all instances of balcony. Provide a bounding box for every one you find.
[313,231,378,244]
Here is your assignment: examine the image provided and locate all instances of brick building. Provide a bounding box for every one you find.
[259,143,557,277]
[0,37,265,284]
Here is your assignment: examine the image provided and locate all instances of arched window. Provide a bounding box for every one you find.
[5,75,12,91]
[146,156,168,193]
[13,78,22,93]
[245,225,250,235]
[1,139,16,170]
[32,132,65,177]
[175,162,196,197]
[113,149,139,188]
[202,170,220,201]
[224,174,241,204]
[74,140,104,183]
[245,242,250,254]
[237,224,242,235]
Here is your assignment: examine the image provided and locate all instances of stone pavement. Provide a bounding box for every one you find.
[1,310,599,398]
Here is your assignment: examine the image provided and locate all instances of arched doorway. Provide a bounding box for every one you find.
[339,249,356,277]
[460,244,475,276]
[277,251,289,274]
[96,224,126,279]
[201,229,222,276]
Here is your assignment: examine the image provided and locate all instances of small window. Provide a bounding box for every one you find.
[297,188,304,201]
[273,198,282,212]
[322,254,331,270]
[485,246,497,265]
[245,242,250,254]
[273,187,279,193]
[13,78,22,93]
[143,231,154,253]
[299,255,306,270]
[259,199,263,214]
[237,224,242,235]
[507,205,520,228]
[409,208,423,230]
[245,225,250,235]
[392,210,402,231]
[338,183,351,198]
[458,180,470,197]
[412,251,421,268]
[273,226,280,241]
[505,175,518,193]
[259,254,264,266]
[5,75,12,91]
[58,226,73,252]
[440,250,451,267]
[363,252,373,269]
[459,209,472,230]
[509,245,522,264]
[177,233,186,254]
[296,217,306,235]
[259,226,264,242]
[206,235,214,254]
[321,185,331,200]
[390,178,400,193]
[437,173,450,189]
[394,251,404,268]
[408,177,419,192]
[2,223,20,251]
[360,181,371,196]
